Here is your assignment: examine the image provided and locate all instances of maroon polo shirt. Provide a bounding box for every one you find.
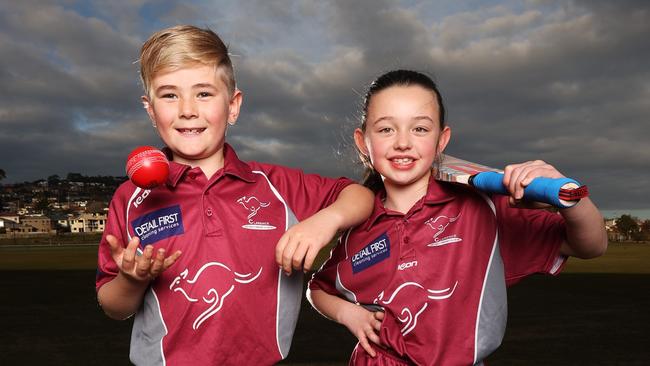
[310,177,567,366]
[97,144,353,365]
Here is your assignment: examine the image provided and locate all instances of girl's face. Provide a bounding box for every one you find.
[355,85,450,191]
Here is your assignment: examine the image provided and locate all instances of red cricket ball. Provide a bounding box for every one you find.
[125,146,169,189]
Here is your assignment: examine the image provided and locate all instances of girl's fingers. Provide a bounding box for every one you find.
[358,334,376,358]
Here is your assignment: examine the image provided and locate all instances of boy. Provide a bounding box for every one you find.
[96,25,373,365]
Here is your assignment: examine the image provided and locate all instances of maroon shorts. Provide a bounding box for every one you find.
[348,343,415,366]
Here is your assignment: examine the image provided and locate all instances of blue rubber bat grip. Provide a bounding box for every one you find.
[470,171,580,208]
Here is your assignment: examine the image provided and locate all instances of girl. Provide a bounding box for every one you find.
[307,69,607,366]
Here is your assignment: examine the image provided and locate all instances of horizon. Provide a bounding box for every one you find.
[0,1,648,212]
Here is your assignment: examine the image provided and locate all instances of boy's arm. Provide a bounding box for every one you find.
[97,235,181,320]
[502,160,608,259]
[276,184,374,274]
[307,288,383,357]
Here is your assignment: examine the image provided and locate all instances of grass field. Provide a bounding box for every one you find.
[1,241,648,273]
[0,242,648,365]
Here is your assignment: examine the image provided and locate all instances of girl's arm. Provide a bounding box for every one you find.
[558,197,608,258]
[502,160,607,259]
[307,288,384,357]
[276,184,374,274]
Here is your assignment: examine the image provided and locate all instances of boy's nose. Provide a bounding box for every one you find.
[179,99,198,119]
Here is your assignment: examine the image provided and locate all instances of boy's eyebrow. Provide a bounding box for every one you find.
[192,83,218,89]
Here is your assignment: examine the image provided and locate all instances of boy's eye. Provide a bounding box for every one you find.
[197,92,212,98]
[161,93,177,99]
[378,127,393,133]
[414,127,429,133]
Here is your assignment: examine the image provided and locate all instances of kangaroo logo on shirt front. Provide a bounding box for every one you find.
[425,213,462,247]
[169,262,263,330]
[237,196,276,230]
[373,280,459,335]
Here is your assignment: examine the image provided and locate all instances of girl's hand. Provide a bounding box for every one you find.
[106,234,181,283]
[502,160,565,208]
[339,305,384,357]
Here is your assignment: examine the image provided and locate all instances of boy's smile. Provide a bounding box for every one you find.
[143,64,242,178]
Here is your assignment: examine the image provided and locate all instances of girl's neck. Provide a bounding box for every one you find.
[383,171,431,214]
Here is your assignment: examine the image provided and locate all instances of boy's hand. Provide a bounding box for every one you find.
[275,210,338,275]
[502,160,564,208]
[106,234,182,283]
[339,305,384,357]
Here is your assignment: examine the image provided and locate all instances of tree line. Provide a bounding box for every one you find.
[614,214,650,242]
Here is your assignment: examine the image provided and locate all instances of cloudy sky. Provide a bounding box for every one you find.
[1,0,648,215]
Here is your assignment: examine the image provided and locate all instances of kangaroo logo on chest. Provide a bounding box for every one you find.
[425,213,462,247]
[374,280,459,335]
[237,195,276,230]
[170,262,263,330]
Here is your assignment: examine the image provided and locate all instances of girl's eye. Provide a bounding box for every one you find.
[378,127,393,133]
[161,93,177,99]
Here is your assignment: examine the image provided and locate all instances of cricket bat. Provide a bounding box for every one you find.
[437,154,589,208]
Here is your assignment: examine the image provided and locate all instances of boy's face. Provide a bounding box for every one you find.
[143,64,241,170]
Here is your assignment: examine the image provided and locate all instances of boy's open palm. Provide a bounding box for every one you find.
[106,234,182,282]
[275,210,338,274]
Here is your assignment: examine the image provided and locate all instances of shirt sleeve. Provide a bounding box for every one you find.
[95,186,130,291]
[494,196,568,286]
[258,163,354,221]
[308,235,348,296]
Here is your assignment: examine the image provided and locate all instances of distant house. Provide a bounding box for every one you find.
[69,212,107,233]
[21,215,54,233]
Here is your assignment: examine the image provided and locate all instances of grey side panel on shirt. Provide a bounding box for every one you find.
[130,288,166,366]
[276,209,303,359]
[474,241,508,364]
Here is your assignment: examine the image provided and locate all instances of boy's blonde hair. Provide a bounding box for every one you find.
[139,25,235,98]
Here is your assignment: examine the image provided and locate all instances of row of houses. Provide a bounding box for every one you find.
[0,212,107,236]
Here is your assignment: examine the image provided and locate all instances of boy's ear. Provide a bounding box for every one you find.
[437,126,451,154]
[141,96,157,126]
[353,128,369,155]
[227,89,243,126]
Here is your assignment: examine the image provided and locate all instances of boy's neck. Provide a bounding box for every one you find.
[173,149,225,180]
[383,173,431,214]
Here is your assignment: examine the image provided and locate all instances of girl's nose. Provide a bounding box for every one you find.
[394,131,412,150]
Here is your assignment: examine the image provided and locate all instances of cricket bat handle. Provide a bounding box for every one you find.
[469,171,587,208]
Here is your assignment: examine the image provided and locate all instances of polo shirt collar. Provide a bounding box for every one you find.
[162,143,257,187]
[361,174,457,231]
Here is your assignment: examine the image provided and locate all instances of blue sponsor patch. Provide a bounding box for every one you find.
[351,233,390,274]
[131,205,184,246]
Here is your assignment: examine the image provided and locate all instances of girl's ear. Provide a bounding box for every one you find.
[437,126,452,154]
[353,128,369,156]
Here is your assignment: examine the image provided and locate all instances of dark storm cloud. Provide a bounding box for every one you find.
[0,0,648,212]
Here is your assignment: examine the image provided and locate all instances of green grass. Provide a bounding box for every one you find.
[563,242,650,273]
[1,241,648,272]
